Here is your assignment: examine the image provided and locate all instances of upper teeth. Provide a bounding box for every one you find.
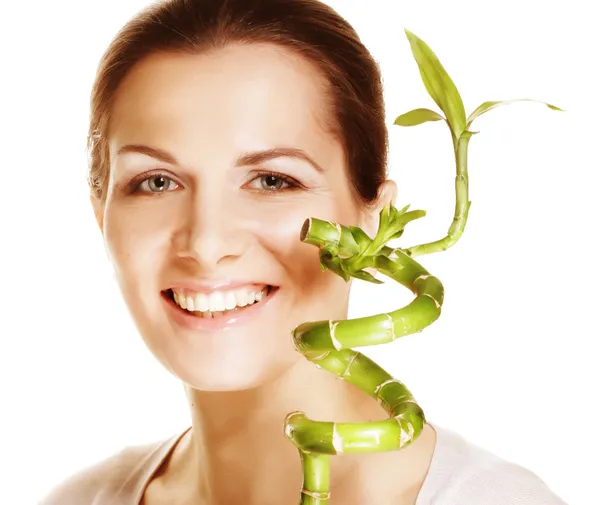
[172,286,269,312]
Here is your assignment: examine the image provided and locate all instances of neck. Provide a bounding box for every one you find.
[172,358,436,505]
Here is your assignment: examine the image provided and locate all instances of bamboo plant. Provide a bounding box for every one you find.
[283,29,562,504]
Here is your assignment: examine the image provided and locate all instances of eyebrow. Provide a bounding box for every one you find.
[115,144,325,172]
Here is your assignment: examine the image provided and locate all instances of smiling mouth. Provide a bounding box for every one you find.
[163,286,277,319]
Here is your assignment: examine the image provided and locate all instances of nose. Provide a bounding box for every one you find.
[172,190,249,269]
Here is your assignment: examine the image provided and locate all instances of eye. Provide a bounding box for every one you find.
[250,171,300,193]
[136,173,179,194]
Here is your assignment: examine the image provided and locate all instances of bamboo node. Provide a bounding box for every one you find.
[301,489,331,500]
[422,292,441,309]
[331,423,343,454]
[329,320,343,350]
[342,351,360,377]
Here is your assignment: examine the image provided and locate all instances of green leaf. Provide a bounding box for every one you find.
[460,130,479,141]
[347,225,373,248]
[320,252,350,281]
[365,207,426,257]
[348,269,384,284]
[394,108,445,126]
[467,99,564,128]
[321,243,340,259]
[404,28,467,138]
[396,203,411,214]
[388,228,406,240]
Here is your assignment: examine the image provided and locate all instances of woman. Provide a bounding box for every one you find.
[40,0,567,503]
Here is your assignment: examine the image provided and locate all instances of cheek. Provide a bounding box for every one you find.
[103,202,169,287]
[256,205,322,272]
[258,204,353,305]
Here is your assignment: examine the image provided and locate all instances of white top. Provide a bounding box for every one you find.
[39,422,568,504]
[416,423,567,504]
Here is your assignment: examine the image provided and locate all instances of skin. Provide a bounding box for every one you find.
[91,42,437,505]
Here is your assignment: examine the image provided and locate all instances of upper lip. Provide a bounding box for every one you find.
[165,280,276,294]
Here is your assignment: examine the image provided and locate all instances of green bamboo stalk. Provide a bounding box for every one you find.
[284,29,562,504]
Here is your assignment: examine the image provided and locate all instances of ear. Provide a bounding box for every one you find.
[90,193,105,234]
[358,179,398,239]
[356,179,397,281]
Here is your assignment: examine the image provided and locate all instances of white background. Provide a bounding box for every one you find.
[1,1,598,504]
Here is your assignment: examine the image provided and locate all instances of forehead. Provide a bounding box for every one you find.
[109,43,336,162]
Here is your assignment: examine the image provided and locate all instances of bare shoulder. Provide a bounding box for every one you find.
[38,440,163,505]
[444,457,568,504]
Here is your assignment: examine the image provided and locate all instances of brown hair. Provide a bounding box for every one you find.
[87,0,389,208]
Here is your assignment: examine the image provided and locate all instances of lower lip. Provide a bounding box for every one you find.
[162,287,279,331]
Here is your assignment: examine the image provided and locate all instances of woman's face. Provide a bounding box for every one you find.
[93,43,393,391]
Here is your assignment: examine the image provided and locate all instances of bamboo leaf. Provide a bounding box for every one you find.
[397,203,411,214]
[347,225,373,248]
[321,243,340,258]
[348,268,384,285]
[366,209,426,257]
[321,252,350,281]
[388,228,406,240]
[460,130,479,141]
[404,29,466,138]
[394,108,445,126]
[467,99,564,128]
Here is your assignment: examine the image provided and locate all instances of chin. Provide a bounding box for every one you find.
[177,357,299,392]
[148,331,301,392]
